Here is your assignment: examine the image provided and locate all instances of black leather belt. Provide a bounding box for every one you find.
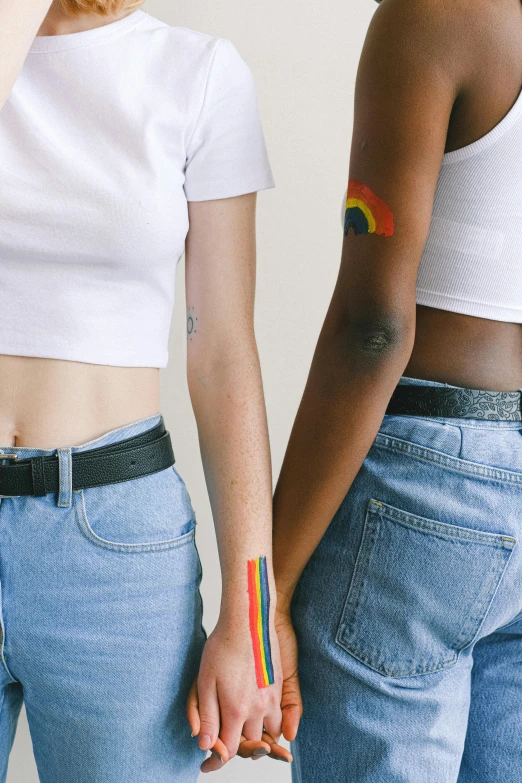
[386,384,522,421]
[0,419,175,497]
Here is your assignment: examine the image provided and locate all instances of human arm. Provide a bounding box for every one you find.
[272,0,467,737]
[0,0,52,109]
[184,193,282,762]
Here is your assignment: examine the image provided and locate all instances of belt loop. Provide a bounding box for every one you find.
[57,448,73,508]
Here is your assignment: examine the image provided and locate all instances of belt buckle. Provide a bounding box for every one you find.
[0,453,20,498]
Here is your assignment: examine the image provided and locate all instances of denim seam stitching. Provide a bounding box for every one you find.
[454,554,511,650]
[368,501,516,547]
[335,641,458,679]
[375,433,522,484]
[0,619,18,684]
[336,507,378,649]
[74,489,196,553]
[192,527,207,642]
[385,413,522,431]
[457,545,517,652]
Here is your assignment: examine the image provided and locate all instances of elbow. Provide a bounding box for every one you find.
[353,319,404,356]
[338,312,414,363]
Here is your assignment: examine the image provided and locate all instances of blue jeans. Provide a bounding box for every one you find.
[291,376,522,782]
[0,413,206,782]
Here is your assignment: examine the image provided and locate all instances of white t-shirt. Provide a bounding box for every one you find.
[0,9,275,368]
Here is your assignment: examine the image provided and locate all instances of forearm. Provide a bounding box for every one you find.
[189,339,274,619]
[273,316,414,608]
[0,0,52,109]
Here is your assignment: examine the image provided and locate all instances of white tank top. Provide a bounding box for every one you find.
[416,87,522,321]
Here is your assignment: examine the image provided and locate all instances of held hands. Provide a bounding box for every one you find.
[185,610,286,772]
[186,602,303,772]
[187,703,293,773]
[186,612,283,767]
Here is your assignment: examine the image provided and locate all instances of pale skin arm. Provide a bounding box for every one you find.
[272,0,470,737]
[182,193,285,770]
[0,0,53,109]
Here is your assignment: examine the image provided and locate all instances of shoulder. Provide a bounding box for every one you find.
[136,13,247,75]
[370,0,489,38]
[364,0,488,79]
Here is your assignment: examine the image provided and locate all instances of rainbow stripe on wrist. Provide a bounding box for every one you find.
[247,556,275,689]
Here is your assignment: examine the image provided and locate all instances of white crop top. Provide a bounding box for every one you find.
[0,9,275,368]
[416,87,522,322]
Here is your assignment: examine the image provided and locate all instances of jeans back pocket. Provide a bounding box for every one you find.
[335,499,516,677]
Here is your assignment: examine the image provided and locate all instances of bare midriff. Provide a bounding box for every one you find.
[404,305,522,393]
[0,355,160,449]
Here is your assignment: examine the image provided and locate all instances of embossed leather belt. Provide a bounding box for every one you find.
[386,384,522,421]
[0,419,175,497]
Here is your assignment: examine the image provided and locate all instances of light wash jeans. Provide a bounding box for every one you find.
[291,376,522,782]
[0,413,206,782]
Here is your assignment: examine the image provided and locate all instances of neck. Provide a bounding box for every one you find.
[37,1,135,36]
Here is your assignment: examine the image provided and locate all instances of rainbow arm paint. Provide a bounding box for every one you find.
[344,179,395,237]
[247,556,275,689]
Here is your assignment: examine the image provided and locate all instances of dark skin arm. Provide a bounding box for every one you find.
[272,0,469,737]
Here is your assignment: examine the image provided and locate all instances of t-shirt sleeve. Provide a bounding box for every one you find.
[183,38,275,201]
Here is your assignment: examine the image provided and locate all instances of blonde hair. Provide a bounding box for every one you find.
[59,0,144,17]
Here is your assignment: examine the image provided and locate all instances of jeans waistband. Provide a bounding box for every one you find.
[399,375,522,393]
[0,413,164,508]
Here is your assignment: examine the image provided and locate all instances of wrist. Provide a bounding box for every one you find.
[219,588,278,628]
[275,577,296,612]
[220,554,277,616]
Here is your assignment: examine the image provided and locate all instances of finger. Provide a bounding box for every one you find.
[211,737,229,764]
[200,737,229,772]
[199,737,230,773]
[186,678,200,738]
[200,753,225,774]
[237,733,271,759]
[218,708,245,760]
[237,737,271,759]
[242,717,265,744]
[261,705,283,742]
[281,674,303,742]
[197,679,220,751]
[282,702,302,742]
[261,731,293,763]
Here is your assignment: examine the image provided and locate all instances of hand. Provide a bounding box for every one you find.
[275,604,303,741]
[187,719,293,774]
[238,730,292,764]
[186,613,283,763]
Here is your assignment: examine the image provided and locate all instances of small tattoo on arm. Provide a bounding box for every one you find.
[247,556,275,689]
[344,179,395,237]
[187,306,198,340]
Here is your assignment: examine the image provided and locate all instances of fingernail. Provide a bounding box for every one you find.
[211,749,225,764]
[252,748,270,757]
[199,734,211,750]
[278,757,291,762]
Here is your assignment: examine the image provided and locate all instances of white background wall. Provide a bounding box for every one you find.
[7,1,376,780]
